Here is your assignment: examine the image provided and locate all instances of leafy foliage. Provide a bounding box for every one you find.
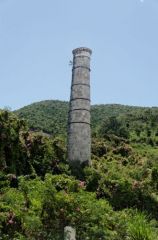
[15,101,158,142]
[15,100,69,137]
[1,102,158,239]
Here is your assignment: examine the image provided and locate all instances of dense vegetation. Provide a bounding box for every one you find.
[1,100,158,239]
[15,100,69,137]
[15,100,158,139]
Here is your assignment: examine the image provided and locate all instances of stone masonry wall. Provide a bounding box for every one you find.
[68,47,92,166]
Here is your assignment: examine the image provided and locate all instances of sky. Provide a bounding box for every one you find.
[0,0,158,110]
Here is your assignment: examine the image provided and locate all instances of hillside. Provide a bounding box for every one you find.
[15,100,69,136]
[15,100,158,136]
[1,102,158,239]
[15,100,158,146]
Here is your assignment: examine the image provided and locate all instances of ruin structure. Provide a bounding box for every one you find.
[68,47,92,167]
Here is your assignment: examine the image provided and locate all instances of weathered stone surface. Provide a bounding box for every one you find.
[68,110,90,123]
[64,226,76,240]
[70,98,90,111]
[71,84,90,99]
[68,47,92,166]
[68,123,91,164]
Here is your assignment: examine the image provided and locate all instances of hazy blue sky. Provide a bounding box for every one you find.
[0,0,158,110]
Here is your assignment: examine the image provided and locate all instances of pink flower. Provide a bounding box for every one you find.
[8,219,14,225]
[76,207,80,212]
[78,181,85,188]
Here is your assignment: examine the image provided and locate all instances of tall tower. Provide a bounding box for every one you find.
[68,47,92,167]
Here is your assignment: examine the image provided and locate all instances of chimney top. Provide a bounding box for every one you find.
[72,47,92,55]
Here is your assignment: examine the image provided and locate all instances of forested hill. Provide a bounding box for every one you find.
[13,99,158,152]
[15,100,158,136]
[1,102,158,238]
[15,100,69,136]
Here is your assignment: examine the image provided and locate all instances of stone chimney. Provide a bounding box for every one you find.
[68,47,92,167]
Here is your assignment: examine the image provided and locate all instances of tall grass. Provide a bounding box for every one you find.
[127,212,158,240]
